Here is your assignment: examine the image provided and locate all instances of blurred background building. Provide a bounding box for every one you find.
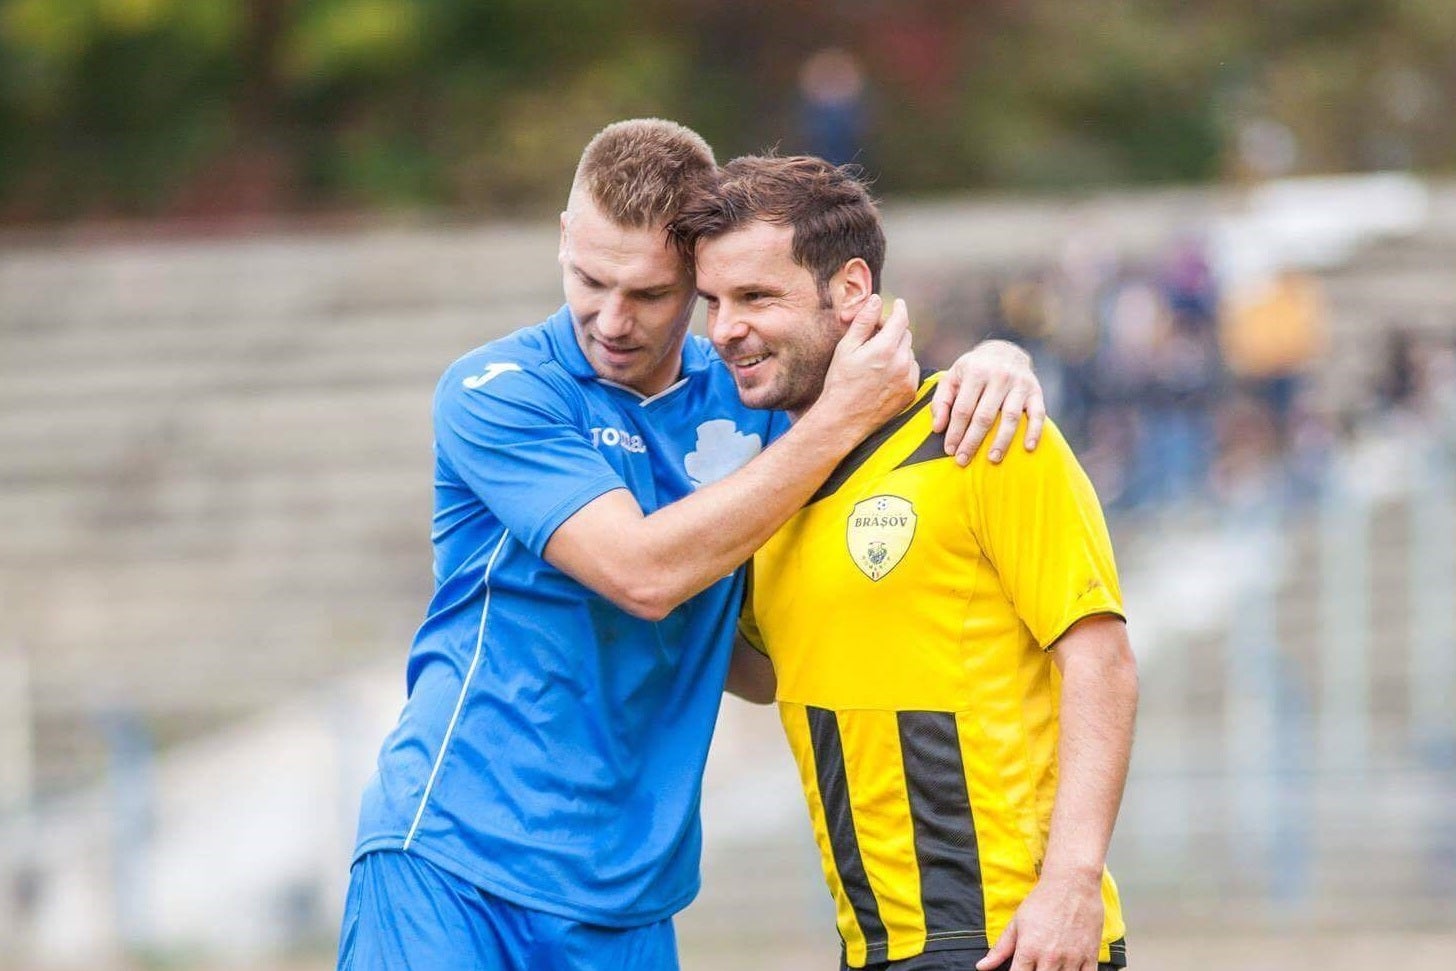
[1,1,1455,968]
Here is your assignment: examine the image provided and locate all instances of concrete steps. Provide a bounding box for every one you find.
[0,225,568,793]
[2,188,1454,916]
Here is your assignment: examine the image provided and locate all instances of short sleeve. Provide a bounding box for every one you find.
[967,418,1124,649]
[434,363,627,556]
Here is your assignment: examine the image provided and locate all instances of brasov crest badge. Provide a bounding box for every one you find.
[846,495,917,581]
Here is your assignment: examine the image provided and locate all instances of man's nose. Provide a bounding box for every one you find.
[708,304,748,348]
[595,292,633,339]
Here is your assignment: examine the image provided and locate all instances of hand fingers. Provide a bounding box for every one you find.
[986,387,1028,464]
[840,294,884,346]
[896,325,914,358]
[942,392,977,458]
[898,332,918,389]
[882,327,916,397]
[864,297,908,350]
[1023,388,1047,451]
[977,923,1017,971]
[930,371,960,433]
[939,359,988,455]
[954,376,1008,466]
[1007,938,1046,971]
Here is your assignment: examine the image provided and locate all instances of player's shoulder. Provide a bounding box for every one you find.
[969,416,1072,474]
[438,318,573,408]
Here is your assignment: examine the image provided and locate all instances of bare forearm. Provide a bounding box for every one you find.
[1042,619,1138,881]
[631,407,864,608]
[546,403,869,619]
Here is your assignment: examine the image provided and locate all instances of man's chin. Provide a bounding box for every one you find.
[733,381,785,413]
[593,356,641,385]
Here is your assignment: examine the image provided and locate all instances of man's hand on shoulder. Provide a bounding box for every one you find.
[933,339,1046,467]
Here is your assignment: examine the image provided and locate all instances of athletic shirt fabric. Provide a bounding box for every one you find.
[740,376,1128,967]
[352,305,790,926]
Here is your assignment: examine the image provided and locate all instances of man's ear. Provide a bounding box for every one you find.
[832,258,875,324]
[558,211,570,265]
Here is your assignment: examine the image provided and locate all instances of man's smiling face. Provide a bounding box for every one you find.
[694,218,845,417]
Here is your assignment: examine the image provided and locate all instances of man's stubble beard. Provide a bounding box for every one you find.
[757,306,843,416]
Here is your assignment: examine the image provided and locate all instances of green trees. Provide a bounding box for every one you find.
[0,0,1450,223]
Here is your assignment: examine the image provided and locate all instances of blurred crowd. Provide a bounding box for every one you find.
[915,233,1456,516]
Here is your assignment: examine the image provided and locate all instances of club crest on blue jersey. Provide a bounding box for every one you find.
[847,494,916,581]
[684,419,763,489]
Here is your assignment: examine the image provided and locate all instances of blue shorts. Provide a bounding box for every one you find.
[337,850,679,971]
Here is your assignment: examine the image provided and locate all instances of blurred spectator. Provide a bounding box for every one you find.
[1212,393,1283,503]
[1145,237,1222,505]
[1221,269,1328,444]
[1048,229,1118,444]
[916,230,1343,515]
[1425,338,1456,442]
[1375,328,1456,444]
[796,48,869,166]
[1091,274,1161,508]
[1376,329,1422,414]
[1285,396,1337,502]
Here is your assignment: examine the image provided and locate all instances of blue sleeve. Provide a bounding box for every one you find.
[434,364,627,556]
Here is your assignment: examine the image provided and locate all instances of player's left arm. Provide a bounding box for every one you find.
[1044,613,1138,911]
[977,615,1138,971]
[968,421,1136,971]
[932,339,1046,466]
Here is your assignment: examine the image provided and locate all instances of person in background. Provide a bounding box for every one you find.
[797,48,870,167]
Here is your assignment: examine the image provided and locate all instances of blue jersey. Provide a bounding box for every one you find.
[353,306,789,927]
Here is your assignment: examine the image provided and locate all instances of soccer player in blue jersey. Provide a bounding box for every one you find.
[337,119,1047,971]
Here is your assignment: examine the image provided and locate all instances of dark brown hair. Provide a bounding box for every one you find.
[572,119,717,228]
[670,155,885,304]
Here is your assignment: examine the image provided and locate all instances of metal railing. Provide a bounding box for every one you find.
[1113,428,1456,924]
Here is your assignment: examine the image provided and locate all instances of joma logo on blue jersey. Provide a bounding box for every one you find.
[462,362,522,389]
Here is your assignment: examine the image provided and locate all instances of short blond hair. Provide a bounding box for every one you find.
[571,119,717,228]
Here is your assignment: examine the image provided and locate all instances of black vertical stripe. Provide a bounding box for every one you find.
[897,710,985,939]
[807,705,889,959]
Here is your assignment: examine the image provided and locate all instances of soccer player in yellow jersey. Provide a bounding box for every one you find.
[671,158,1140,971]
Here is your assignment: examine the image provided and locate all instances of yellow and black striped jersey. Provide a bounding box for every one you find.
[740,374,1128,968]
